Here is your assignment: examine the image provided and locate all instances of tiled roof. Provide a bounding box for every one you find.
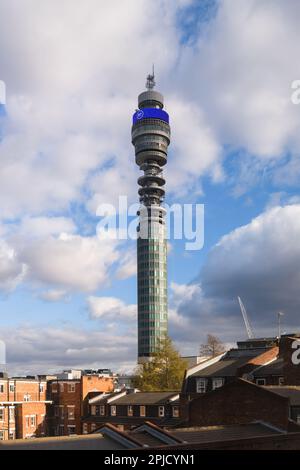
[111,392,179,405]
[253,358,284,376]
[191,356,254,378]
[89,392,122,405]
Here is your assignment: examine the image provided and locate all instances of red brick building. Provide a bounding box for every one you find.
[82,390,181,433]
[47,374,114,436]
[0,376,50,440]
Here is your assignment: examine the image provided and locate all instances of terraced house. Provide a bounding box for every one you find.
[82,390,181,432]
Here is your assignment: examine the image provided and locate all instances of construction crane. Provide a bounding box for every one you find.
[238,296,254,339]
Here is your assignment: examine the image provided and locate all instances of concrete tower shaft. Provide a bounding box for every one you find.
[132,79,171,363]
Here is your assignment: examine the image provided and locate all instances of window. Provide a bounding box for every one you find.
[30,415,36,427]
[172,406,179,418]
[83,423,88,434]
[110,405,116,416]
[212,378,224,390]
[68,425,76,436]
[100,405,105,416]
[0,384,4,393]
[91,405,96,416]
[196,378,207,394]
[24,394,31,402]
[256,378,266,386]
[39,383,45,393]
[279,377,284,386]
[52,383,58,393]
[68,383,76,393]
[67,406,75,420]
[9,407,14,422]
[9,383,15,393]
[158,406,165,417]
[0,431,4,440]
[127,405,133,417]
[59,383,64,393]
[297,414,300,425]
[60,406,64,419]
[140,406,146,417]
[0,407,4,421]
[9,430,15,440]
[91,423,97,432]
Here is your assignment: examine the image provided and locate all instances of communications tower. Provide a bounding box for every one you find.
[131,70,171,363]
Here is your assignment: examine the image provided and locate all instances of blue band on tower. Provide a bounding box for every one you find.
[132,108,169,125]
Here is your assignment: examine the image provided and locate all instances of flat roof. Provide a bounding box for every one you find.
[171,422,281,444]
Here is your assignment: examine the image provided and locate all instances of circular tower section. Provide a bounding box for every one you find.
[132,75,171,363]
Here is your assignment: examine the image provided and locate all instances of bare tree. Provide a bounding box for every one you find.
[199,334,226,357]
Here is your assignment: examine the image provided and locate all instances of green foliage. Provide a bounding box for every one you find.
[133,336,188,391]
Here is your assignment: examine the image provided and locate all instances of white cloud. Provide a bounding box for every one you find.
[18,233,120,292]
[0,0,185,219]
[0,324,137,375]
[88,296,136,321]
[38,289,69,302]
[15,216,76,238]
[0,240,26,291]
[167,98,222,195]
[170,281,201,306]
[170,204,300,350]
[174,0,300,191]
[115,248,137,280]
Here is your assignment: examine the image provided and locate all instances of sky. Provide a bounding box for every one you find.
[0,0,300,375]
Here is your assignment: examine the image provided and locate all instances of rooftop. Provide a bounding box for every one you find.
[111,391,179,405]
[191,356,255,378]
[253,357,284,377]
[171,422,281,444]
[263,386,300,406]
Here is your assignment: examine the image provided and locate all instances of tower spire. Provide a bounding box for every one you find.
[146,65,155,90]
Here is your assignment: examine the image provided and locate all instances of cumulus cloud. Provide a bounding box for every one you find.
[115,248,137,280]
[18,233,120,292]
[88,296,136,322]
[0,214,137,295]
[167,98,222,195]
[171,205,300,351]
[176,0,300,190]
[1,0,300,370]
[0,0,186,219]
[0,240,26,291]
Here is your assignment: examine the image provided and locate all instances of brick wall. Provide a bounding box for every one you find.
[81,376,114,416]
[48,376,114,436]
[16,402,47,439]
[187,379,290,430]
[0,378,48,441]
[280,335,300,385]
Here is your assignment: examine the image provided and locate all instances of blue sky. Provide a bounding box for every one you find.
[0,0,300,374]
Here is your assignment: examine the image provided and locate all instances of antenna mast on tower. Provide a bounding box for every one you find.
[146,65,156,90]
